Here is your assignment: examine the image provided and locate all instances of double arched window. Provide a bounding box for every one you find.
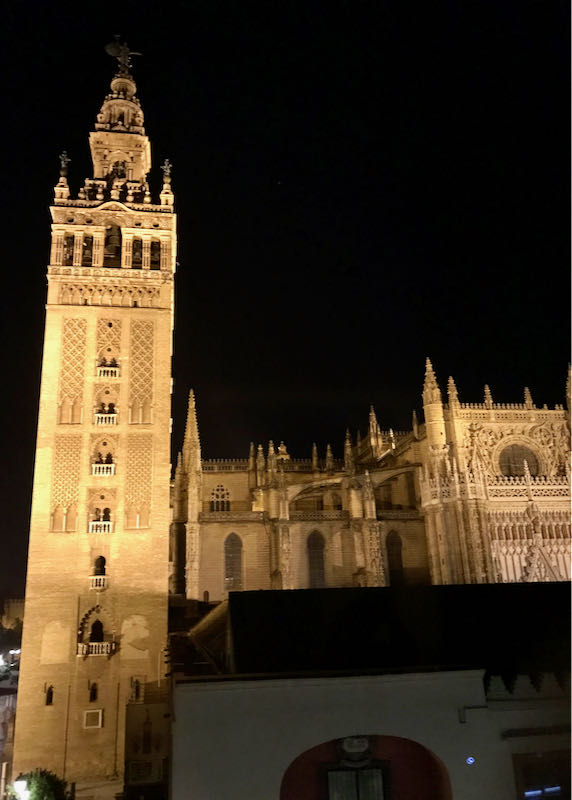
[224,533,243,591]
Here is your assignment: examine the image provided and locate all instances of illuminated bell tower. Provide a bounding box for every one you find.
[14,42,175,800]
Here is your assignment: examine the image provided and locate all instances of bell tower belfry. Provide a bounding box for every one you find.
[14,42,175,800]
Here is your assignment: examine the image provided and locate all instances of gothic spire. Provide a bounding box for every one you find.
[183,389,201,472]
[312,442,319,471]
[423,358,442,404]
[325,444,334,473]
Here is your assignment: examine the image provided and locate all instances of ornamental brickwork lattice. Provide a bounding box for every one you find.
[59,318,87,404]
[96,317,121,357]
[51,434,82,511]
[125,433,153,508]
[129,320,154,409]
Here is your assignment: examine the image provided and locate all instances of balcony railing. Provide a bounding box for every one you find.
[96,366,120,378]
[91,463,115,476]
[77,641,116,657]
[90,575,108,590]
[88,521,113,533]
[94,413,118,425]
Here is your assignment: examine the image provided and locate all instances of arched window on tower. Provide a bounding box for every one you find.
[132,238,143,268]
[224,533,243,591]
[94,556,106,576]
[89,682,98,702]
[63,234,74,266]
[90,620,104,643]
[103,225,122,268]
[150,240,161,269]
[210,485,231,512]
[386,531,404,586]
[82,235,93,266]
[307,531,326,588]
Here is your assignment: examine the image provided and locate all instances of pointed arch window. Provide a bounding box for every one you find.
[210,485,230,512]
[224,533,243,591]
[90,620,104,643]
[45,685,54,706]
[386,531,404,586]
[308,531,326,588]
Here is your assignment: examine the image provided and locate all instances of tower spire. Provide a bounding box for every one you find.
[79,38,159,207]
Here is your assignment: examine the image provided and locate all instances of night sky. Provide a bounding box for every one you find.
[0,1,569,596]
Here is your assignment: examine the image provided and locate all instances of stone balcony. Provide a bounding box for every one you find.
[88,521,113,533]
[90,575,108,591]
[77,641,116,657]
[96,366,120,378]
[91,463,115,476]
[94,413,118,425]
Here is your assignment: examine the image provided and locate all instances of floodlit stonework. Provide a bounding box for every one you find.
[171,363,571,601]
[12,42,571,800]
[13,48,174,800]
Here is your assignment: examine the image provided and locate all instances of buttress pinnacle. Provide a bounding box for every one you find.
[447,375,459,404]
[423,358,442,404]
[183,389,201,472]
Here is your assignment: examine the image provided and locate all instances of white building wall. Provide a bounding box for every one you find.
[171,671,569,799]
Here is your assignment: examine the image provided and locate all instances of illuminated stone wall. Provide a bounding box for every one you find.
[13,58,175,800]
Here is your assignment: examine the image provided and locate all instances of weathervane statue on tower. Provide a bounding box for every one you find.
[104,36,141,75]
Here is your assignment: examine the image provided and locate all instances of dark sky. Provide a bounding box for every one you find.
[0,1,569,596]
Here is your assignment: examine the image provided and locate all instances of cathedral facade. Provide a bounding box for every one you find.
[172,366,571,603]
[12,47,571,800]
